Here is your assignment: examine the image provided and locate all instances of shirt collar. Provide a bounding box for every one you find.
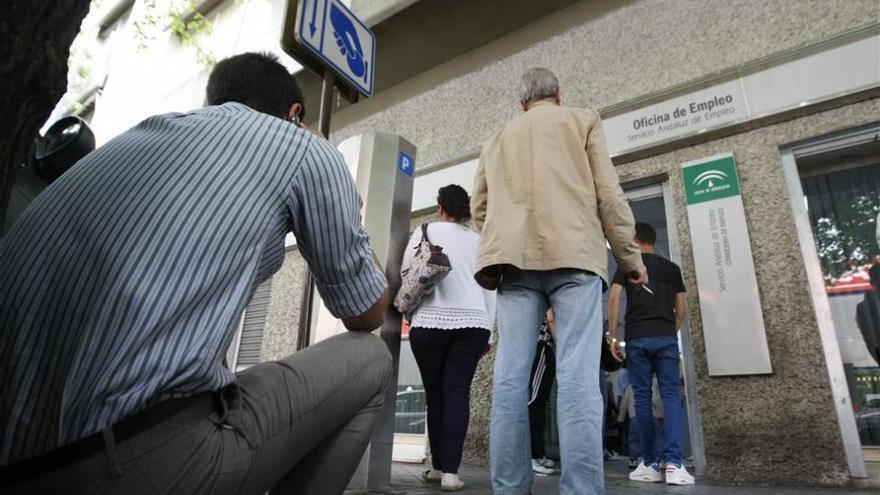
[210,101,254,114]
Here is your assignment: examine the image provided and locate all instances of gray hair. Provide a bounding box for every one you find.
[518,68,559,104]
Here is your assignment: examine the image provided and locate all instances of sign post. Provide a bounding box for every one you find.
[284,0,377,350]
[682,153,772,376]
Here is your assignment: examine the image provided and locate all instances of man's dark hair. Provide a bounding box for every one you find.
[206,52,305,119]
[635,222,656,246]
[870,263,880,290]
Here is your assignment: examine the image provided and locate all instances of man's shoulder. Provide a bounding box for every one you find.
[654,253,679,267]
[479,127,505,156]
[482,127,505,145]
[648,254,683,281]
[562,104,599,118]
[562,105,601,129]
[647,253,679,269]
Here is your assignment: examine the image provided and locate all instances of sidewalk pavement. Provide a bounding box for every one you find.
[346,458,872,495]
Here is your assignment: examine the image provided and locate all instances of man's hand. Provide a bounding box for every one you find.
[545,309,556,339]
[628,266,649,286]
[610,336,624,362]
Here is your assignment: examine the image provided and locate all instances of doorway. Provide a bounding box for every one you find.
[610,181,705,475]
[541,180,706,476]
[780,123,880,479]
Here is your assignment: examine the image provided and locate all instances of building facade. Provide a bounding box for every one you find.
[47,0,880,487]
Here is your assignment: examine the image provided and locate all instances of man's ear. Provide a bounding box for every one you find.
[287,102,303,121]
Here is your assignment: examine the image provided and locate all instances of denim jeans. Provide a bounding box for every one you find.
[490,268,604,495]
[627,415,663,461]
[626,336,684,467]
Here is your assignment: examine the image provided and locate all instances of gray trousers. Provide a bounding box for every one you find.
[8,331,393,495]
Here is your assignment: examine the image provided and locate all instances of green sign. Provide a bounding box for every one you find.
[682,155,741,205]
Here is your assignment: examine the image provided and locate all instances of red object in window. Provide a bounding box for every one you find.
[401,319,410,339]
[826,265,873,295]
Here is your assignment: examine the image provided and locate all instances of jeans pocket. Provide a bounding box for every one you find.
[571,269,598,284]
[659,339,681,360]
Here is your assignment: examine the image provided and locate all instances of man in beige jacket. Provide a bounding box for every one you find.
[472,68,646,495]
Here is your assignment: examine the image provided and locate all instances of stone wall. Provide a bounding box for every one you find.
[330,0,879,168]
[261,248,307,361]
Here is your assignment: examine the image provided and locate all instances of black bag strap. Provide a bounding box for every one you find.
[420,223,432,245]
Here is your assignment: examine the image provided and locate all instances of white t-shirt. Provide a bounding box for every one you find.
[401,221,496,332]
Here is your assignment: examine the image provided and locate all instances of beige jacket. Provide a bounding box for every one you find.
[471,101,643,287]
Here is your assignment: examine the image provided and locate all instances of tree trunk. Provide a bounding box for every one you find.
[0,0,91,233]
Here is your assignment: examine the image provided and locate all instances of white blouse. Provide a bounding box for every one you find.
[401,222,496,332]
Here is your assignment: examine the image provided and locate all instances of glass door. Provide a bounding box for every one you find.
[393,320,428,462]
[781,124,880,478]
[797,140,880,460]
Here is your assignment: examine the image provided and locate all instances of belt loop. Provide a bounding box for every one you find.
[102,428,123,478]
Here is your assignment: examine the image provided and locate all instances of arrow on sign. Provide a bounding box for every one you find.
[309,0,317,37]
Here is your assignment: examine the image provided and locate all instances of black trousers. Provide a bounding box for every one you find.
[409,327,490,474]
[528,340,556,459]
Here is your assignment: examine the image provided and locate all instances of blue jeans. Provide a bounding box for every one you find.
[490,268,604,495]
[626,336,684,466]
[627,415,663,461]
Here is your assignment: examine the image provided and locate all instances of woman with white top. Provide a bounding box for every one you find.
[401,184,495,492]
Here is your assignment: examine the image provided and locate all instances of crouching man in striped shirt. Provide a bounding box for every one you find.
[0,52,392,495]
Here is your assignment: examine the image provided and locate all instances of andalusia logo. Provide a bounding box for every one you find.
[682,155,741,205]
[692,169,730,192]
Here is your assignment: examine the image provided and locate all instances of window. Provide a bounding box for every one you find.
[227,278,273,372]
[795,127,880,449]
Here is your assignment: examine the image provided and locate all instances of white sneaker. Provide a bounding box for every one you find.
[422,468,442,483]
[628,461,663,483]
[665,463,695,485]
[532,459,555,475]
[537,456,555,468]
[440,473,465,491]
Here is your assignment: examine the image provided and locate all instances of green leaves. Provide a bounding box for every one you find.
[135,0,217,68]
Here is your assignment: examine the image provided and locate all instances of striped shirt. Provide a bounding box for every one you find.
[0,102,387,464]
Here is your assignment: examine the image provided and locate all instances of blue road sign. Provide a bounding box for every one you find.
[295,0,376,97]
[398,151,414,177]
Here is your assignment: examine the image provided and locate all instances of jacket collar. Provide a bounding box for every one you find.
[528,100,558,110]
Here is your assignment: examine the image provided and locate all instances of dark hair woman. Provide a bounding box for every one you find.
[400,184,495,492]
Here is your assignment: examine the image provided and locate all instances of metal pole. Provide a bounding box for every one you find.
[296,71,335,351]
[318,72,335,138]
